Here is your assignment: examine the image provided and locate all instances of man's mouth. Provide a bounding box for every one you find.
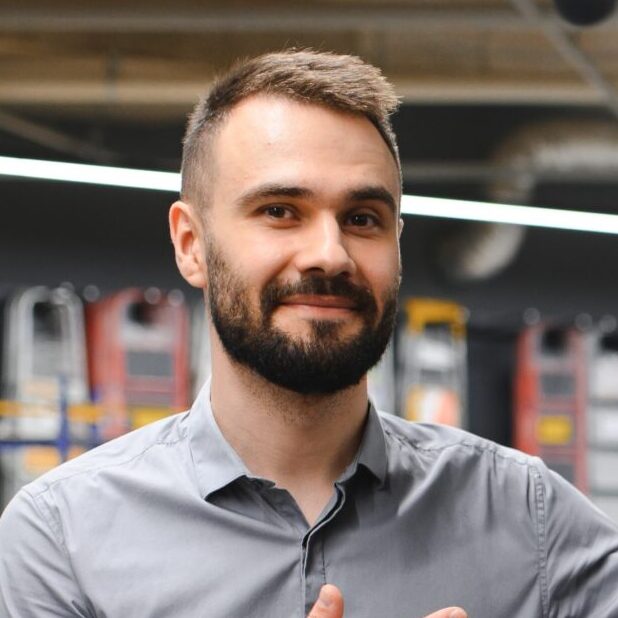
[279,295,357,310]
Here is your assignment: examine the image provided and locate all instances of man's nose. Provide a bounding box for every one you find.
[293,215,356,277]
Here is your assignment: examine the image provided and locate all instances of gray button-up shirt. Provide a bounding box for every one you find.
[1,384,618,617]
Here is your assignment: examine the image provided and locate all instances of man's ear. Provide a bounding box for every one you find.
[169,200,208,289]
[398,216,404,239]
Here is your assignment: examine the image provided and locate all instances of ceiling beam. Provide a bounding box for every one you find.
[0,6,615,34]
[0,109,118,162]
[0,77,607,108]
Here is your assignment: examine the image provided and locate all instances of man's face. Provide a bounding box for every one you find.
[203,95,402,394]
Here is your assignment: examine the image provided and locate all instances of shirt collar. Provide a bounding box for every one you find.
[187,379,389,499]
[339,402,388,488]
[187,379,251,499]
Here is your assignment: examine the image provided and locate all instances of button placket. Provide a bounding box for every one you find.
[302,532,325,616]
[301,484,347,616]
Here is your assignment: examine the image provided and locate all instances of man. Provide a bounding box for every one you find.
[1,50,617,618]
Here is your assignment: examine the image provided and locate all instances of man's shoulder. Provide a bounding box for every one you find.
[376,410,534,470]
[22,410,190,499]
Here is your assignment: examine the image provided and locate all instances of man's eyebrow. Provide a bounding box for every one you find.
[235,183,398,214]
[236,184,314,207]
[347,186,398,214]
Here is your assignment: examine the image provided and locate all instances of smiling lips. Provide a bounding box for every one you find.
[279,294,357,315]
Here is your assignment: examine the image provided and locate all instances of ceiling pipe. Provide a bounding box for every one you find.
[434,119,618,282]
[489,119,618,202]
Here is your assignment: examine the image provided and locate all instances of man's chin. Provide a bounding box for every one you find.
[271,316,364,342]
[252,365,364,397]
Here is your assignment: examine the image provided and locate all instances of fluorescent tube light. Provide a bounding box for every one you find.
[400,195,618,235]
[3,155,618,235]
[0,155,180,192]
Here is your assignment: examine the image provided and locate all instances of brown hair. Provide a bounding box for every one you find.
[181,49,401,208]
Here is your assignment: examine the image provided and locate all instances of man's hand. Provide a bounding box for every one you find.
[307,585,344,618]
[307,584,467,618]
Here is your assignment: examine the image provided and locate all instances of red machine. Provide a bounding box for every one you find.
[86,288,189,440]
[514,324,588,491]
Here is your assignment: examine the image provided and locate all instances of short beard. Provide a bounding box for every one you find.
[207,243,399,395]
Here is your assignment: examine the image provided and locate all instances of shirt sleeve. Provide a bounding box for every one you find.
[0,488,91,617]
[539,465,618,617]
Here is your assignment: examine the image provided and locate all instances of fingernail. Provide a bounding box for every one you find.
[449,610,466,618]
[318,587,334,608]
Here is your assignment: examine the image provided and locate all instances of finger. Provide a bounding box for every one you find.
[306,584,344,618]
[423,607,467,618]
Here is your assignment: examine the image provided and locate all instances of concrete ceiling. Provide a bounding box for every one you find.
[2,0,618,119]
[2,0,618,170]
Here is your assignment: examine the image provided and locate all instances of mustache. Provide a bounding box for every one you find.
[260,275,377,314]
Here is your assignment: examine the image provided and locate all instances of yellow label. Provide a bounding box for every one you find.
[405,298,466,338]
[130,407,174,429]
[68,403,102,423]
[23,447,61,473]
[405,387,422,422]
[537,415,573,445]
[22,446,85,474]
[0,400,21,417]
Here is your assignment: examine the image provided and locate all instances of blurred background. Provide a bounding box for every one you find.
[2,0,618,519]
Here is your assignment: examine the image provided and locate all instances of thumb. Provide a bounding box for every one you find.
[424,608,467,618]
[306,584,344,618]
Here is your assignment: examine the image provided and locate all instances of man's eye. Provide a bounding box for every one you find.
[347,213,378,228]
[265,206,290,219]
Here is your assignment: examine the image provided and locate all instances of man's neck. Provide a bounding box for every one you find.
[209,340,369,524]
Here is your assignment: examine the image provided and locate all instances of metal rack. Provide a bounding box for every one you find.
[0,377,101,507]
[1,412,99,464]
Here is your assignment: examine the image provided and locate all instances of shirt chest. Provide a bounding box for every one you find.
[68,480,542,618]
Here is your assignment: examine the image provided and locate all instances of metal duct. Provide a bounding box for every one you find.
[436,119,618,282]
[435,221,526,283]
[489,119,618,203]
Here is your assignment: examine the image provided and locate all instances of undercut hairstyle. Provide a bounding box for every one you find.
[181,49,401,210]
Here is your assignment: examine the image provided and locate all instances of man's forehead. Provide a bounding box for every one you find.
[209,94,400,193]
[214,94,388,153]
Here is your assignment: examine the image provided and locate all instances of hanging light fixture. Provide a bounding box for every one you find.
[553,0,617,26]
